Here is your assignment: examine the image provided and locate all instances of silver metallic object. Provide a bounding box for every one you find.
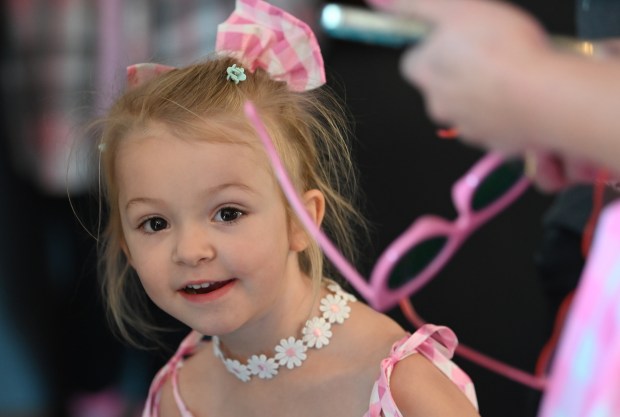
[321,4,598,56]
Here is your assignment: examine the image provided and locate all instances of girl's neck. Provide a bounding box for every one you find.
[215,276,320,360]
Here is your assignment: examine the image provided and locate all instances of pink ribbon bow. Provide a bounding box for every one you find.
[216,0,325,92]
[127,0,325,92]
[126,63,176,90]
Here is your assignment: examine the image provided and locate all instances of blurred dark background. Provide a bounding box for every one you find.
[0,1,594,417]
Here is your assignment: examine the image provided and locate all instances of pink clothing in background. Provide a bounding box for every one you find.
[539,200,620,417]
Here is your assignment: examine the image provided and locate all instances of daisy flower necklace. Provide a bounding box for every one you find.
[212,282,356,382]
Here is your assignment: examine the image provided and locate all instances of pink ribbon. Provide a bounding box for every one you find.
[126,0,325,92]
[126,63,176,90]
[216,0,325,92]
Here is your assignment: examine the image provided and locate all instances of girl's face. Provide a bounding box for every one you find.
[116,122,314,337]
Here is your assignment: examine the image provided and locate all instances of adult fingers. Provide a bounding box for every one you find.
[525,151,602,193]
[525,151,569,193]
[596,38,620,59]
[399,46,426,87]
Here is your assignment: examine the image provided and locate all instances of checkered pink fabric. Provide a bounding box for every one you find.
[127,63,176,90]
[141,331,202,417]
[365,324,478,417]
[215,0,326,92]
[538,201,620,417]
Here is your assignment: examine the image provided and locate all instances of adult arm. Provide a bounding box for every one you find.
[370,0,620,179]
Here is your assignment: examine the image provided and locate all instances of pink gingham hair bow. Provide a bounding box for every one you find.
[126,0,325,92]
[216,0,326,92]
[126,63,176,90]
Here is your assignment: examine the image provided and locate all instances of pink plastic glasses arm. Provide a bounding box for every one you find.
[244,100,530,311]
[244,100,550,389]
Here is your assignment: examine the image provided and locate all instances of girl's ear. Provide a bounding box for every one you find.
[289,189,325,252]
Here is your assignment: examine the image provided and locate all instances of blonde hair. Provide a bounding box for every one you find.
[98,55,367,346]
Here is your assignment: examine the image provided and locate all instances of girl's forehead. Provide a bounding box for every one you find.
[115,138,278,203]
[117,120,267,159]
[132,118,259,144]
[122,129,265,163]
[116,121,276,182]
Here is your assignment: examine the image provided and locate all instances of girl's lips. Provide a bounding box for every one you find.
[179,278,236,303]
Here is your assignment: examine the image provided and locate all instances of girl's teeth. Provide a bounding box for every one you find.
[187,283,212,290]
[183,279,232,295]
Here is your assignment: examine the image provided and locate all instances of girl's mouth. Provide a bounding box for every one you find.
[183,279,235,295]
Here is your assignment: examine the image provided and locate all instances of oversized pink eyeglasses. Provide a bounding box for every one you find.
[244,101,548,389]
[244,101,529,310]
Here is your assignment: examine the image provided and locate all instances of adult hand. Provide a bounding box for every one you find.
[525,151,607,192]
[527,38,620,192]
[368,0,620,192]
[370,0,552,153]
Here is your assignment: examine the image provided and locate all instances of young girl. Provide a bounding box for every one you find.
[97,1,479,416]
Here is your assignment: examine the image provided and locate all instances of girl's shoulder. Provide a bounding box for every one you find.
[368,324,479,417]
[339,300,406,355]
[329,301,407,383]
[351,300,406,341]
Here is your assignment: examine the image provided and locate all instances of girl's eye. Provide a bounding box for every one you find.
[214,207,244,223]
[141,217,168,233]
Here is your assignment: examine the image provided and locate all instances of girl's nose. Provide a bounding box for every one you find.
[172,226,215,266]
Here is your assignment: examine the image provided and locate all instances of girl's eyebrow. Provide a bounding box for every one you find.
[124,197,163,211]
[208,182,255,194]
[124,182,256,211]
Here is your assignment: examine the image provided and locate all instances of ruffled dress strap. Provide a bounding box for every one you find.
[142,331,203,417]
[366,324,478,417]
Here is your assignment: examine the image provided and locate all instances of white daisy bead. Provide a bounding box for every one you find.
[320,294,351,324]
[302,317,332,349]
[248,354,279,379]
[275,337,308,369]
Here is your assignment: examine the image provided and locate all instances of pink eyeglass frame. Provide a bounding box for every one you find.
[244,101,530,312]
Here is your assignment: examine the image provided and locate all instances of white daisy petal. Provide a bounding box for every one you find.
[248,354,279,379]
[212,337,224,360]
[342,292,357,302]
[320,294,351,324]
[302,317,332,348]
[212,285,355,382]
[224,359,251,382]
[275,337,307,369]
[327,283,357,302]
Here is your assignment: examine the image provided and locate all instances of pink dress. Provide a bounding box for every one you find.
[142,324,478,417]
